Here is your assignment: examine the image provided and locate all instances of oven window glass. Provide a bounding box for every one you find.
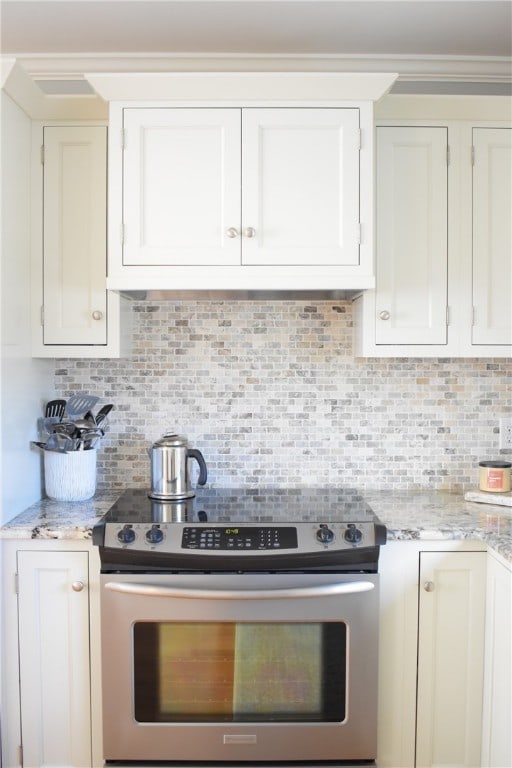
[133,622,346,723]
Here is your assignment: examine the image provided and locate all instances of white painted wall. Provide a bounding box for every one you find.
[1,92,54,526]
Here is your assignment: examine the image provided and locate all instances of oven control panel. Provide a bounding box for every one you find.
[182,526,298,550]
[102,521,382,555]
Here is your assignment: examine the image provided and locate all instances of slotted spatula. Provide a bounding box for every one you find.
[66,394,99,421]
[44,399,66,419]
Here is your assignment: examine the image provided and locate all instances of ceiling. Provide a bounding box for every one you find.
[1,0,511,91]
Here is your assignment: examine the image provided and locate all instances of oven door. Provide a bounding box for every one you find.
[100,572,379,764]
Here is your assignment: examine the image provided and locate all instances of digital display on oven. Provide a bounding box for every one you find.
[181,526,298,550]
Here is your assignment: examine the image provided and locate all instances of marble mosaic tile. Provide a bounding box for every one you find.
[53,300,512,493]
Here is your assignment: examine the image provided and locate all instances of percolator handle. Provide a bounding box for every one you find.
[187,448,208,486]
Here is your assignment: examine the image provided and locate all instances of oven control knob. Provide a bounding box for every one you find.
[344,524,363,544]
[117,525,136,545]
[316,525,334,544]
[146,525,164,544]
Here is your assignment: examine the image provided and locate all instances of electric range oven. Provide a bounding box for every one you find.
[93,487,387,766]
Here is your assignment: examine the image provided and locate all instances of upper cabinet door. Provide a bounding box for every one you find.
[375,126,448,345]
[241,108,360,266]
[122,108,242,266]
[43,126,107,345]
[472,128,512,346]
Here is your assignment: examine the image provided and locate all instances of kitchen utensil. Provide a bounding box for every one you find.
[53,421,80,438]
[77,427,104,450]
[95,403,114,426]
[74,416,97,430]
[32,441,49,451]
[65,394,99,421]
[45,433,73,452]
[148,433,207,500]
[37,416,62,440]
[44,399,66,419]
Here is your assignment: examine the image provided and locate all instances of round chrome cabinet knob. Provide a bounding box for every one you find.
[92,310,103,321]
[226,227,239,238]
[378,310,391,321]
[344,525,363,544]
[71,581,84,592]
[146,525,164,545]
[424,581,436,592]
[244,227,256,239]
[316,526,334,544]
[117,525,136,545]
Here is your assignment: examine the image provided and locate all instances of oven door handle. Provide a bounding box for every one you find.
[103,580,375,600]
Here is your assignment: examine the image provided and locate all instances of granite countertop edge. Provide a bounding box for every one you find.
[1,489,511,565]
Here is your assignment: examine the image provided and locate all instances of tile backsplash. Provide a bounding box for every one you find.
[55,300,511,493]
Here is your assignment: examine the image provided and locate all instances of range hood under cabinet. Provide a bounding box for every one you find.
[85,73,397,295]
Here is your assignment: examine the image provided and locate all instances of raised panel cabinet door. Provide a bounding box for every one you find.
[416,551,486,768]
[481,554,512,767]
[375,127,448,345]
[17,550,91,767]
[122,108,241,266]
[43,126,107,345]
[472,128,512,346]
[241,108,360,266]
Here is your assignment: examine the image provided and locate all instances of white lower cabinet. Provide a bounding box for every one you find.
[378,542,488,768]
[1,541,103,768]
[416,550,487,768]
[2,539,509,768]
[481,551,512,768]
[17,550,92,767]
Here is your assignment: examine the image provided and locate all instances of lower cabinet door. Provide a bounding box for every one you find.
[416,551,486,768]
[481,553,512,767]
[17,550,91,767]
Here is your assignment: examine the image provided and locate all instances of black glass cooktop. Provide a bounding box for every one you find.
[101,487,377,526]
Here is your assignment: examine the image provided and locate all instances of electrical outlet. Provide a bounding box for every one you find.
[499,418,512,450]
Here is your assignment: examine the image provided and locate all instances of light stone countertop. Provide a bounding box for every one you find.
[1,489,511,564]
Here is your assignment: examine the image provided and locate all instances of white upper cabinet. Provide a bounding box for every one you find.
[32,123,128,358]
[472,127,512,346]
[100,73,391,293]
[42,126,108,344]
[241,108,360,266]
[123,108,241,266]
[122,107,361,271]
[354,96,511,358]
[375,126,448,345]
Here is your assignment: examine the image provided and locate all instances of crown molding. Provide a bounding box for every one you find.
[85,71,398,102]
[1,59,107,119]
[3,54,510,118]
[10,53,512,84]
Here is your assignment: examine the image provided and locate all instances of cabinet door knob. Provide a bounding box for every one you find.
[244,227,256,239]
[226,227,239,239]
[92,310,103,321]
[71,581,85,592]
[378,310,391,321]
[423,581,435,592]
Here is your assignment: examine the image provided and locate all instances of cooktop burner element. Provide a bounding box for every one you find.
[93,487,387,573]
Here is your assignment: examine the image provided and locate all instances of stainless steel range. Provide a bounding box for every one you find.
[93,487,386,765]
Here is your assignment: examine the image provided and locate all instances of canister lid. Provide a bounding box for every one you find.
[479,460,512,468]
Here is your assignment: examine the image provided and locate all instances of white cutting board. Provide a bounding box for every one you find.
[465,490,512,507]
